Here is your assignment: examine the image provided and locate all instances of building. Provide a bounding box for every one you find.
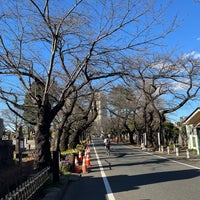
[184,108,200,155]
[95,92,107,135]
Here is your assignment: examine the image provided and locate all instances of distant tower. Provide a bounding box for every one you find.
[95,92,107,134]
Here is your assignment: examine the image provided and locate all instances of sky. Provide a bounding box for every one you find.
[0,0,200,124]
[166,0,200,53]
[162,0,200,122]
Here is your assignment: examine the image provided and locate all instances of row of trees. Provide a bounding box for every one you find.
[0,0,200,170]
[106,84,184,147]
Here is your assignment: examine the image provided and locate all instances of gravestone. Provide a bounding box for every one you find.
[0,118,14,169]
[0,140,14,168]
[0,118,4,140]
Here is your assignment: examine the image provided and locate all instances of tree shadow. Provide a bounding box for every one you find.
[106,169,200,193]
[89,157,172,172]
[85,168,199,194]
[89,144,172,171]
[83,139,200,199]
[78,169,199,200]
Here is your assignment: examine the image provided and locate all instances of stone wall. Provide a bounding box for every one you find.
[0,140,15,169]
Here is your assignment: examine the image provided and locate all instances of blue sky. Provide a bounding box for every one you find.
[166,0,200,53]
[0,0,200,123]
[163,0,200,122]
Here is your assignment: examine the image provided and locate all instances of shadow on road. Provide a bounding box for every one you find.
[108,168,200,192]
[82,168,199,194]
[90,138,200,195]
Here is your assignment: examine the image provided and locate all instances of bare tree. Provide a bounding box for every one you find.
[0,109,20,135]
[107,85,137,144]
[53,83,98,151]
[0,0,177,169]
[126,54,200,147]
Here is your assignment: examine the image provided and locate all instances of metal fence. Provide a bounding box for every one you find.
[1,166,50,200]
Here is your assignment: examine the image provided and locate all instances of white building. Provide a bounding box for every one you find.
[95,92,107,134]
[184,108,200,155]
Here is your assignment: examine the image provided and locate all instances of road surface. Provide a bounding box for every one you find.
[62,137,200,200]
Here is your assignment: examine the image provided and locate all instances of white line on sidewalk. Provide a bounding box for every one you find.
[92,142,116,200]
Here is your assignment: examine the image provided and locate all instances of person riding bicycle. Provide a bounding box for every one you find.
[104,136,111,152]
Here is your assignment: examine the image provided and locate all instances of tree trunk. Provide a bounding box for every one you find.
[60,131,70,152]
[159,113,166,146]
[129,132,134,144]
[34,107,52,170]
[68,132,80,149]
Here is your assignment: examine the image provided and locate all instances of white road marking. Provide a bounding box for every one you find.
[144,151,200,170]
[126,145,200,170]
[92,142,116,200]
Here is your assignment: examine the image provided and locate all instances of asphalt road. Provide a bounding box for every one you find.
[62,137,200,200]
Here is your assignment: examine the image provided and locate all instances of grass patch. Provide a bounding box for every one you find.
[43,173,71,194]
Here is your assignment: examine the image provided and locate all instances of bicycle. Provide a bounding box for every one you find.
[105,144,110,156]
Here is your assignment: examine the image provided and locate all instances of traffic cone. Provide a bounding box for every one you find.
[85,146,91,157]
[86,154,91,167]
[74,157,81,173]
[78,151,83,164]
[82,156,88,173]
[84,148,87,156]
[87,146,90,155]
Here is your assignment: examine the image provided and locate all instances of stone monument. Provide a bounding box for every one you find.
[0,118,4,139]
[0,118,14,169]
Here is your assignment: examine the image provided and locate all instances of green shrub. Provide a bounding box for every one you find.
[60,161,71,175]
[189,149,197,154]
[60,149,78,156]
[76,144,84,151]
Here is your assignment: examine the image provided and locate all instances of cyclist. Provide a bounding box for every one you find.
[104,136,111,155]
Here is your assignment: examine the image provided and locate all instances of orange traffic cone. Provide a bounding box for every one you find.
[87,146,91,156]
[74,157,81,173]
[85,146,91,157]
[82,156,88,173]
[86,154,91,167]
[78,151,83,164]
